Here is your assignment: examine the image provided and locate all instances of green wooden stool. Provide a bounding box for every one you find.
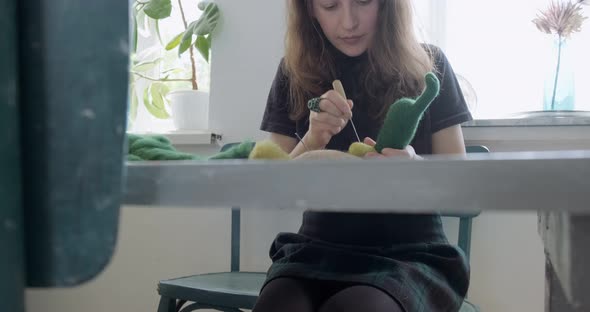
[157,146,489,312]
[1,0,25,309]
[1,1,128,310]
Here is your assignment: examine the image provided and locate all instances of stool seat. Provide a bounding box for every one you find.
[158,272,264,310]
[159,271,479,311]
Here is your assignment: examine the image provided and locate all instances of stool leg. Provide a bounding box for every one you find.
[157,296,176,312]
[176,300,188,311]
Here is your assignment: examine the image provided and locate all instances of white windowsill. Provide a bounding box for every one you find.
[463,125,590,141]
[126,117,590,148]
[461,115,590,147]
[463,117,590,127]
[462,120,590,152]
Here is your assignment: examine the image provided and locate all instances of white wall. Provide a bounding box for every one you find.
[26,207,231,312]
[24,1,590,312]
[208,0,286,144]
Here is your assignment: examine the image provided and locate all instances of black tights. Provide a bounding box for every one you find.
[252,278,404,312]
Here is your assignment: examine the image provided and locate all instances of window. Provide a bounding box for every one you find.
[442,0,590,119]
[130,0,210,133]
[130,1,590,134]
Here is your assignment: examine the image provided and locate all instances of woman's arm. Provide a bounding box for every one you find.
[363,124,467,159]
[431,124,467,155]
[269,132,311,158]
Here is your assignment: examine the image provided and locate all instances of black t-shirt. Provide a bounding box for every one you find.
[260,45,473,245]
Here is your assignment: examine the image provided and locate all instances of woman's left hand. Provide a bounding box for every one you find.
[362,137,423,160]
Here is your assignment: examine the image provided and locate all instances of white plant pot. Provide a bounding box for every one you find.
[167,90,209,130]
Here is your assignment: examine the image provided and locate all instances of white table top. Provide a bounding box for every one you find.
[124,150,590,214]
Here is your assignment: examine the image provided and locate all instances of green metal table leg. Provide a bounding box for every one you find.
[0,0,25,310]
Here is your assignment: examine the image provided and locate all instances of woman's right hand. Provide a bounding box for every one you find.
[303,90,353,150]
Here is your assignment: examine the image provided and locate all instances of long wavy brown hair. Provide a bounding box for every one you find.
[284,0,435,122]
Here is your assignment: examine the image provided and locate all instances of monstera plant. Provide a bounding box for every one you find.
[129,0,220,130]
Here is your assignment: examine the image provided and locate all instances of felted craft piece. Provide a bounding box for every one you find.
[348,71,440,157]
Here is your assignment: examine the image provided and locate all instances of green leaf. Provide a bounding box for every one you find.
[195,3,220,35]
[195,35,210,62]
[178,2,220,55]
[178,30,193,55]
[197,1,210,10]
[155,19,164,45]
[132,12,138,53]
[129,85,139,122]
[136,8,150,37]
[143,0,172,19]
[161,68,185,79]
[150,83,170,110]
[143,86,170,119]
[166,32,184,50]
[134,45,161,63]
[161,68,184,75]
[132,58,163,72]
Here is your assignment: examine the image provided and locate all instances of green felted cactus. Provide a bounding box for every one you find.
[349,72,440,156]
[375,72,440,151]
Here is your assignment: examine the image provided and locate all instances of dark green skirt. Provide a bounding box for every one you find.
[263,225,470,312]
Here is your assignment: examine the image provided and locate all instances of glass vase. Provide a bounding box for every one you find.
[543,37,575,111]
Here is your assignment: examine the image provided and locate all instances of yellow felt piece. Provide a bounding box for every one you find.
[348,142,376,157]
[294,149,360,161]
[248,140,291,160]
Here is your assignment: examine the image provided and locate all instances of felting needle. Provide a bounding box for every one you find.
[332,80,361,143]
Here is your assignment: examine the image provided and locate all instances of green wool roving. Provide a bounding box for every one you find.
[208,141,256,160]
[126,134,256,161]
[374,72,440,152]
[127,134,201,161]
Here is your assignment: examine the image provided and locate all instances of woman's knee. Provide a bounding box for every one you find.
[319,285,404,312]
[252,278,315,312]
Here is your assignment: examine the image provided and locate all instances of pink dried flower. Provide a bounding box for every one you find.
[533,0,588,38]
